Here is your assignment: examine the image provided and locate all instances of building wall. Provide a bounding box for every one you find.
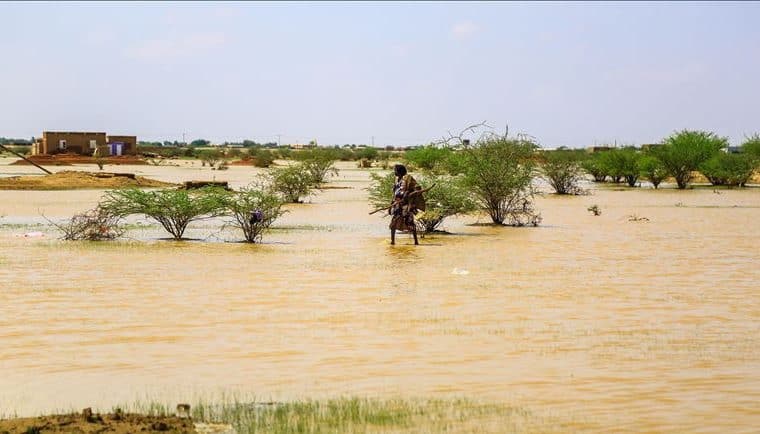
[42,132,107,155]
[586,146,614,153]
[107,135,138,155]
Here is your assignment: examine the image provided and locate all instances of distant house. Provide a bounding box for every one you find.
[289,143,316,150]
[640,143,663,152]
[586,145,614,153]
[32,131,137,156]
[724,146,743,154]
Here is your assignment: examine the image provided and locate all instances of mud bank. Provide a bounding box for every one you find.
[0,171,176,190]
[0,412,197,434]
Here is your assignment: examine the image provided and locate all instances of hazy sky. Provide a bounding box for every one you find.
[2,1,759,147]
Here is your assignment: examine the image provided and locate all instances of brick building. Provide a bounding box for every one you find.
[32,131,137,156]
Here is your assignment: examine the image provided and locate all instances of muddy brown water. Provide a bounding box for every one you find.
[1,159,759,432]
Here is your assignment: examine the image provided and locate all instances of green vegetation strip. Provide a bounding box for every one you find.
[124,397,563,434]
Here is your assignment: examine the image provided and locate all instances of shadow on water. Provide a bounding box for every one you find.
[385,244,421,261]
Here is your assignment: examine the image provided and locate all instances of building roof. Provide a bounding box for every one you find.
[43,131,106,135]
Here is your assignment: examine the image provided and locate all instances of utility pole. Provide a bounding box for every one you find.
[371,136,374,147]
[0,143,51,174]
[182,132,186,146]
[276,134,282,147]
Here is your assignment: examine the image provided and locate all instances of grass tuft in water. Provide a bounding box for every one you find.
[123,396,561,434]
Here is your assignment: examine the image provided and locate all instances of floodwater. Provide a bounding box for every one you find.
[1,159,759,432]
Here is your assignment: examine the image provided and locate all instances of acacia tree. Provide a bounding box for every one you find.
[449,129,540,226]
[99,187,227,240]
[221,187,285,242]
[540,150,586,194]
[654,130,726,189]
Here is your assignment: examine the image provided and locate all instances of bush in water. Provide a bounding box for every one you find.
[99,187,227,240]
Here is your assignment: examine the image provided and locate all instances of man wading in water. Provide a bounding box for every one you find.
[389,164,420,245]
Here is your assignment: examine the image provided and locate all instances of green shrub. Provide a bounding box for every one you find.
[99,187,227,240]
[368,172,477,233]
[540,150,586,194]
[459,134,540,226]
[221,187,285,242]
[581,155,608,182]
[654,130,727,189]
[300,153,338,185]
[355,147,379,161]
[741,134,760,160]
[265,164,315,203]
[292,148,338,162]
[699,153,755,187]
[197,149,224,167]
[638,156,668,189]
[596,148,640,185]
[404,145,452,172]
[225,148,243,159]
[336,148,357,161]
[615,148,641,187]
[596,151,623,183]
[415,173,477,232]
[367,172,396,217]
[275,148,292,159]
[249,149,275,168]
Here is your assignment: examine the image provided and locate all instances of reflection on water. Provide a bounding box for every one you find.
[1,161,760,432]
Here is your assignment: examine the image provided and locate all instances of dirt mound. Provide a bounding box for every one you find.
[227,159,270,167]
[10,154,148,166]
[690,170,760,185]
[0,171,176,190]
[228,159,255,166]
[0,412,197,433]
